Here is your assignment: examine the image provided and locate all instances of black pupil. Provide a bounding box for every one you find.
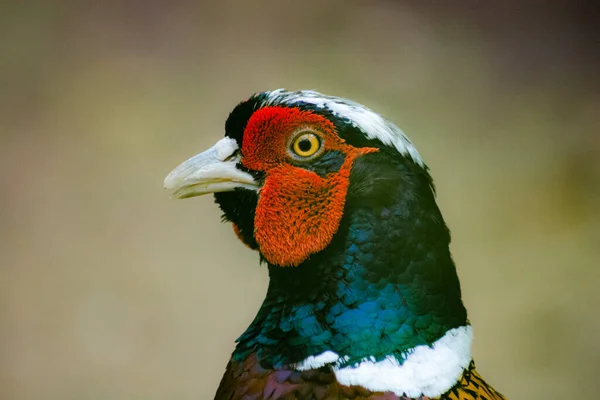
[298,137,313,153]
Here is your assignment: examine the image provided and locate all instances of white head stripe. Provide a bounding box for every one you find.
[261,89,424,167]
[292,325,473,398]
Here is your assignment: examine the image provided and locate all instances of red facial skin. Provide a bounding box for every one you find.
[240,106,378,267]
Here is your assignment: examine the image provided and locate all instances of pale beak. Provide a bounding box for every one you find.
[164,137,259,199]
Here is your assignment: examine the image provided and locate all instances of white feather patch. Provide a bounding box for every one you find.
[261,89,424,167]
[292,325,472,398]
[293,350,340,371]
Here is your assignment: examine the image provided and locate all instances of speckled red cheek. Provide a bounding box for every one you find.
[241,128,284,171]
[240,106,339,171]
[241,108,288,170]
[253,146,378,267]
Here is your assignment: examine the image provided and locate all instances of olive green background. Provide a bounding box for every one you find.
[1,2,598,399]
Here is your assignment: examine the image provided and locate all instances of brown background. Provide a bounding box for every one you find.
[1,1,599,399]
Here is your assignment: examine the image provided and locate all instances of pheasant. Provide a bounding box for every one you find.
[164,89,506,400]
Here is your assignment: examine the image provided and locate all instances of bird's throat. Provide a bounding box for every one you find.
[233,184,468,369]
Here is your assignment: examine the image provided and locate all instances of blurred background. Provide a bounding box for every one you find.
[1,1,598,399]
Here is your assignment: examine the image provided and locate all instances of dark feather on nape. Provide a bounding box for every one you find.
[225,92,270,146]
[346,151,405,208]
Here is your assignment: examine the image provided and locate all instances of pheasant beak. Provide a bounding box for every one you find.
[164,137,259,199]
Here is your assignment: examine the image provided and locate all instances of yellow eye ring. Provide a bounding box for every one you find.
[291,132,321,158]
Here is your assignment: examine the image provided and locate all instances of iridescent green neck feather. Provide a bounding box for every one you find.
[223,149,467,367]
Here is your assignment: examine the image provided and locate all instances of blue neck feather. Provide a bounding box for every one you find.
[232,158,467,368]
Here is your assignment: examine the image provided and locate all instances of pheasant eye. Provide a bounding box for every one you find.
[291,132,322,158]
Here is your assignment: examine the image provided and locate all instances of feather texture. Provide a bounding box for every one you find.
[165,89,507,400]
